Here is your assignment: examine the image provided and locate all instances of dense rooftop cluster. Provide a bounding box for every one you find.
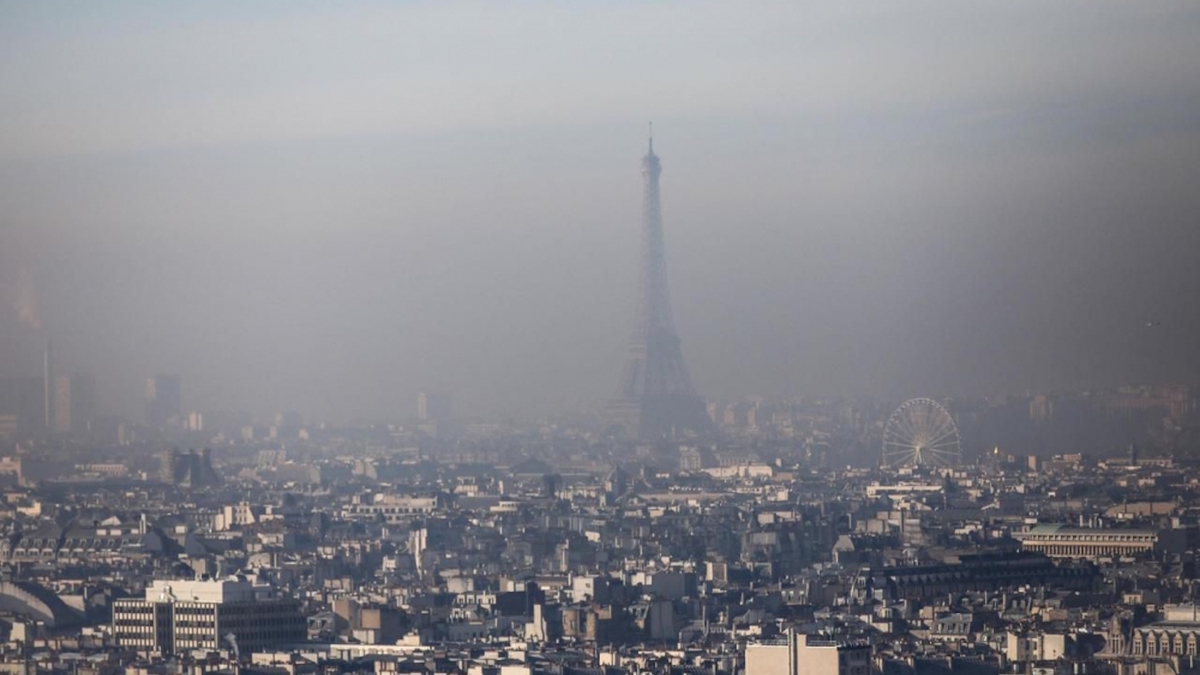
[0,390,1197,675]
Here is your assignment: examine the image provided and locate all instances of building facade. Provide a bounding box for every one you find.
[1131,605,1200,658]
[746,631,871,675]
[1016,524,1183,559]
[113,579,305,655]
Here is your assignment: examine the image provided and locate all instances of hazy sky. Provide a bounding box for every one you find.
[2,1,1199,422]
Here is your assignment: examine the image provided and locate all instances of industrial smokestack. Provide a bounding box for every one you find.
[15,267,42,331]
[43,339,54,431]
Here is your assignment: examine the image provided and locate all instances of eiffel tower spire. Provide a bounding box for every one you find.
[605,134,709,439]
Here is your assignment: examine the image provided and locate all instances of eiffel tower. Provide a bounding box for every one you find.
[605,134,709,439]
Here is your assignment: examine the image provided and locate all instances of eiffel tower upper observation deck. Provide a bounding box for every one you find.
[605,134,709,439]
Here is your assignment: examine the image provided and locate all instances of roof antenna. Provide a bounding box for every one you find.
[649,121,653,152]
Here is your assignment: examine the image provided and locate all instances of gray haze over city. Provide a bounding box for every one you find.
[2,1,1199,423]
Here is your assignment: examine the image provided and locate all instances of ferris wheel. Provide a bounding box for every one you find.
[882,398,961,469]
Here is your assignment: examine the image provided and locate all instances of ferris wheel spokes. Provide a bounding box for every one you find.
[881,398,962,469]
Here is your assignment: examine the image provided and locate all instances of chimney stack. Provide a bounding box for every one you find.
[43,339,54,432]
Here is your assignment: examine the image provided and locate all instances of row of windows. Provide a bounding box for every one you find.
[175,607,218,616]
[115,601,295,614]
[61,539,130,548]
[1026,544,1152,556]
[1026,534,1154,542]
[1133,632,1200,656]
[114,621,302,632]
[356,507,433,515]
[116,623,304,633]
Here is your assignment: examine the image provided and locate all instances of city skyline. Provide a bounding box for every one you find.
[2,2,1198,422]
[2,4,1200,671]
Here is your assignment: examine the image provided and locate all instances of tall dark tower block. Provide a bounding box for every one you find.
[146,374,182,428]
[605,136,709,439]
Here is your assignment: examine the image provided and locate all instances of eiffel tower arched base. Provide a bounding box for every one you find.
[604,393,709,440]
